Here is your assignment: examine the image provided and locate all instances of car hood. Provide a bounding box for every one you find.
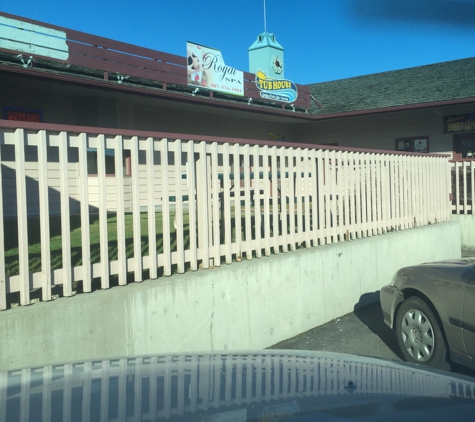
[2,350,475,421]
[395,258,475,284]
[420,257,475,268]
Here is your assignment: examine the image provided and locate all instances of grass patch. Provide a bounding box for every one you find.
[4,212,190,277]
[4,205,310,278]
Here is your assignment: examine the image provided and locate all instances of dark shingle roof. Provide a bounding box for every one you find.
[308,57,475,115]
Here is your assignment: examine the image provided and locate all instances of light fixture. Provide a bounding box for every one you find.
[17,54,33,68]
[116,73,129,83]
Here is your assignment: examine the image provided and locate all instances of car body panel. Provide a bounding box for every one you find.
[380,284,403,329]
[463,278,475,359]
[380,258,475,365]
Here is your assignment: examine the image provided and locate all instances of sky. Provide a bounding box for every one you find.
[2,0,475,84]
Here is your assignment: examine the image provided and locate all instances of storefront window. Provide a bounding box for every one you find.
[453,133,475,159]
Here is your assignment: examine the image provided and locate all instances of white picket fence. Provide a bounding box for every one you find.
[1,352,473,421]
[452,160,475,214]
[0,123,452,310]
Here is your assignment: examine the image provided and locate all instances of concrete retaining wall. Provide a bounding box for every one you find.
[0,220,461,371]
[451,214,475,256]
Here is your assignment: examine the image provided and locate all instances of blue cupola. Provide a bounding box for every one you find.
[248,31,285,79]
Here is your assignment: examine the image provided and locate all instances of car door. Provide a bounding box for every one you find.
[462,271,475,358]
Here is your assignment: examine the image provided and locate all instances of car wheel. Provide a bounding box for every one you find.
[395,296,450,371]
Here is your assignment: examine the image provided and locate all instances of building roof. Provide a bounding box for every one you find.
[308,57,475,116]
[248,31,284,52]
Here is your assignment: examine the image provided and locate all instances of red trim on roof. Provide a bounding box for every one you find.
[309,97,475,120]
[0,119,449,157]
[0,64,312,121]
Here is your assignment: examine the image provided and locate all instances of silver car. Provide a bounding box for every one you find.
[380,258,475,371]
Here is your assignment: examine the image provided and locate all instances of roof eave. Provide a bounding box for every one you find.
[307,97,475,120]
[0,63,314,121]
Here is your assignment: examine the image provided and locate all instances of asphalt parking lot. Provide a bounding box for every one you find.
[270,298,475,378]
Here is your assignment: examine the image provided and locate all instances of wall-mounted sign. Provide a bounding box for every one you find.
[255,70,298,103]
[267,131,285,142]
[3,107,42,122]
[0,15,69,60]
[395,136,429,153]
[444,114,475,133]
[187,42,243,96]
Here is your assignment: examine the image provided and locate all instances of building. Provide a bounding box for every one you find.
[1,11,475,159]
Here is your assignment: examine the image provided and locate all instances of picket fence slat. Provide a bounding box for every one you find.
[97,134,110,288]
[161,138,172,275]
[271,146,280,253]
[254,145,264,257]
[147,137,158,279]
[15,129,30,305]
[279,146,288,252]
[463,161,468,214]
[471,161,475,214]
[262,146,272,255]
[187,141,198,271]
[59,132,73,296]
[115,135,127,285]
[175,139,186,273]
[0,132,5,309]
[131,136,143,282]
[38,130,51,300]
[232,143,243,260]
[377,154,384,233]
[295,148,303,247]
[79,133,92,291]
[243,144,252,260]
[211,142,221,266]
[316,150,325,245]
[322,150,331,243]
[303,149,311,247]
[330,150,338,242]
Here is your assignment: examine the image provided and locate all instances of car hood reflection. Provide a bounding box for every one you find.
[2,350,475,421]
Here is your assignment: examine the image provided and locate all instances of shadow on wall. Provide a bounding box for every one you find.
[1,164,87,217]
[1,163,99,292]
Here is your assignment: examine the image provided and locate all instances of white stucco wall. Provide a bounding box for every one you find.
[0,220,461,372]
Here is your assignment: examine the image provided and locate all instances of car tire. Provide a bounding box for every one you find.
[395,296,450,371]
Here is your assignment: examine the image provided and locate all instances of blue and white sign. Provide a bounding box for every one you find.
[255,70,298,103]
